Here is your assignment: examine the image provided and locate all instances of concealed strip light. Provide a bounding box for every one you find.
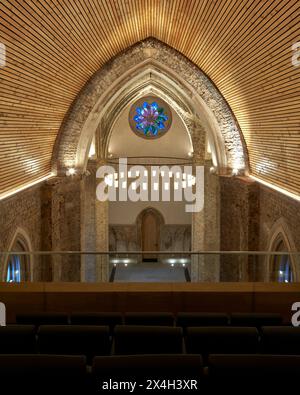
[0,173,55,201]
[250,175,300,202]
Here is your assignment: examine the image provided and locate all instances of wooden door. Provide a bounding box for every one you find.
[142,211,159,260]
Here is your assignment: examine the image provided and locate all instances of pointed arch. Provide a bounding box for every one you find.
[266,218,299,282]
[2,227,34,282]
[52,38,248,175]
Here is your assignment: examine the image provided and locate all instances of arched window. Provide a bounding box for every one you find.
[270,238,293,283]
[6,238,30,283]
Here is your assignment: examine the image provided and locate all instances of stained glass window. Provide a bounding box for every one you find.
[129,97,172,139]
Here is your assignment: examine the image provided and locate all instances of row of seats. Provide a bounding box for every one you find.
[0,354,299,392]
[15,311,284,330]
[1,325,300,363]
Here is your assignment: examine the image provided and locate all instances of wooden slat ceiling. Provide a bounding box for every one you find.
[0,0,299,196]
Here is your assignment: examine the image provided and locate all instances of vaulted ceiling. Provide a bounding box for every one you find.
[0,0,299,197]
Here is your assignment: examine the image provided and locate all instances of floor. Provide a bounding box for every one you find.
[113,261,187,282]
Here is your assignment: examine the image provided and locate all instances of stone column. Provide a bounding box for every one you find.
[190,120,206,281]
[80,160,97,282]
[41,176,82,282]
[190,119,220,282]
[95,159,109,282]
[203,160,220,281]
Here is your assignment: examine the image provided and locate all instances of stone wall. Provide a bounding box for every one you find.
[0,185,42,281]
[109,224,191,253]
[1,174,300,283]
[42,177,82,282]
[259,186,300,251]
[258,185,300,281]
[220,177,300,281]
[220,176,260,281]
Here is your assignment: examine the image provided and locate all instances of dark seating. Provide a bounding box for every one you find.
[16,312,69,326]
[113,325,183,355]
[38,325,110,363]
[177,313,229,329]
[186,327,259,357]
[0,325,36,353]
[93,354,203,383]
[124,312,174,326]
[230,313,283,327]
[70,312,123,333]
[207,354,300,391]
[261,326,300,354]
[0,354,87,393]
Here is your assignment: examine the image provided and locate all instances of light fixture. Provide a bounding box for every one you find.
[249,175,300,202]
[210,166,216,174]
[188,151,193,157]
[66,167,76,176]
[232,168,239,176]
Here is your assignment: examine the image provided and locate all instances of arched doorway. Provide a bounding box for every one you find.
[137,208,164,261]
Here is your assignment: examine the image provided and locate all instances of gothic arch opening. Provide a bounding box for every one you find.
[52,38,248,176]
[2,227,33,282]
[267,218,299,282]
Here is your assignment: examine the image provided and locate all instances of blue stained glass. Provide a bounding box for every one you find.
[133,101,169,137]
[6,255,21,282]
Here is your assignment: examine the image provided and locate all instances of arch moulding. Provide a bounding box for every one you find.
[52,38,248,175]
